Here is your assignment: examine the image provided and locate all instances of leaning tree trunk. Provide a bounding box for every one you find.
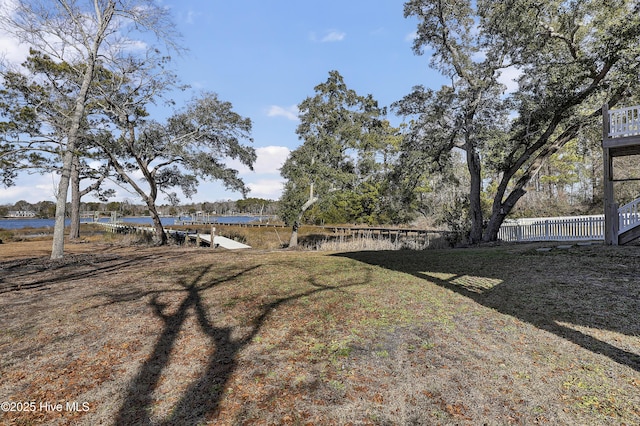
[148,203,167,245]
[50,4,116,259]
[483,187,527,242]
[481,119,583,242]
[100,125,168,245]
[141,183,167,246]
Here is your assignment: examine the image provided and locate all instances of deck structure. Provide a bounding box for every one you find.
[602,104,640,245]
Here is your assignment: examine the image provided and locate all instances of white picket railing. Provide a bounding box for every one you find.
[609,105,640,138]
[618,197,640,234]
[498,215,605,242]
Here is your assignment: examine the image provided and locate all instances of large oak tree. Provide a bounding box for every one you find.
[279,71,391,246]
[396,0,640,242]
[94,91,256,245]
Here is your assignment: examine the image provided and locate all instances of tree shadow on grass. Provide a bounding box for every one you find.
[113,261,369,425]
[0,252,181,294]
[334,249,640,373]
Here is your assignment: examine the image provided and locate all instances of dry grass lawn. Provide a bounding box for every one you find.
[0,235,639,425]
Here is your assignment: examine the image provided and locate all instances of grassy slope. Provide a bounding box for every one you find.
[0,239,639,425]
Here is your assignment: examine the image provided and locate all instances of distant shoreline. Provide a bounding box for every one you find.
[3,216,43,219]
[0,215,272,230]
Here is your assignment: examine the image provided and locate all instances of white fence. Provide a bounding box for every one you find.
[498,215,605,242]
[609,105,640,138]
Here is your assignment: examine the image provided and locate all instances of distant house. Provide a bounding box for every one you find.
[6,210,37,218]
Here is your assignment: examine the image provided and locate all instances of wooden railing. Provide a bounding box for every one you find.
[98,222,157,234]
[608,105,640,138]
[618,197,640,234]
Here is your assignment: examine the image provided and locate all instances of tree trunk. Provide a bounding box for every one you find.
[69,155,81,240]
[483,187,527,242]
[50,3,116,259]
[142,168,166,245]
[147,202,167,245]
[287,185,318,248]
[51,150,74,258]
[483,213,503,243]
[481,123,583,243]
[288,221,299,248]
[466,144,483,244]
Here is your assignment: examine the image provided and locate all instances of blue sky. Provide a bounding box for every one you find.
[1,0,448,205]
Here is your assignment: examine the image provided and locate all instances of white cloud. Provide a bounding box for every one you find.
[310,29,346,43]
[195,147,290,200]
[267,105,299,121]
[0,0,150,66]
[247,179,285,200]
[240,146,290,199]
[497,65,522,94]
[230,145,291,175]
[1,146,292,205]
[0,173,57,204]
[321,30,345,43]
[0,36,29,66]
[253,146,290,174]
[117,38,148,54]
[88,161,103,170]
[0,1,30,66]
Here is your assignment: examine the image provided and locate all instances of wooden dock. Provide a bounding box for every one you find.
[96,223,251,249]
[322,226,443,238]
[95,221,453,249]
[174,214,277,226]
[186,233,251,249]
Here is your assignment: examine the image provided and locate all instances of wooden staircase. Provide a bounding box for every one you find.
[603,104,640,245]
[618,196,640,245]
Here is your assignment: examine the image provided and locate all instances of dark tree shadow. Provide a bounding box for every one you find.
[0,252,182,294]
[334,249,640,372]
[113,261,370,425]
[113,264,254,425]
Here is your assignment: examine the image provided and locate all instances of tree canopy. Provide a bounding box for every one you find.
[95,91,255,245]
[0,1,258,249]
[0,0,181,258]
[279,70,397,246]
[396,0,640,242]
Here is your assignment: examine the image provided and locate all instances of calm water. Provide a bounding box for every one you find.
[0,216,268,230]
